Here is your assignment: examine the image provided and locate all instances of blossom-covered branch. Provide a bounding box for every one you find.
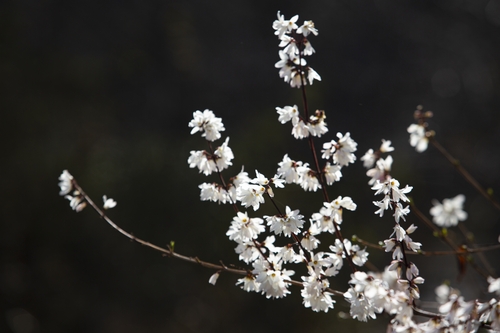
[58,11,500,332]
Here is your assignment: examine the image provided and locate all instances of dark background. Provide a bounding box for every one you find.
[2,0,500,332]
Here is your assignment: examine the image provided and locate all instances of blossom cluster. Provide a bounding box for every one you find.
[407,105,434,153]
[273,11,321,88]
[187,106,364,312]
[355,139,431,326]
[59,10,500,333]
[59,170,116,212]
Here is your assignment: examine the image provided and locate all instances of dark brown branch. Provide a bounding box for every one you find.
[430,138,500,211]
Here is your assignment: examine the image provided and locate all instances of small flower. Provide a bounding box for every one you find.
[301,272,335,313]
[393,203,410,223]
[279,34,299,56]
[435,283,452,304]
[227,212,265,242]
[298,167,321,192]
[277,154,302,184]
[430,194,467,228]
[351,246,369,266]
[361,149,376,169]
[213,137,234,171]
[301,223,321,251]
[103,195,117,209]
[276,105,299,124]
[252,255,294,299]
[306,67,321,85]
[265,206,305,237]
[323,162,342,185]
[322,133,357,166]
[302,40,315,56]
[199,183,235,204]
[188,150,215,175]
[380,139,394,153]
[373,195,391,217]
[65,192,86,212]
[392,224,406,242]
[58,170,74,196]
[209,272,220,285]
[188,109,225,142]
[272,11,299,39]
[488,277,500,296]
[323,196,357,224]
[366,155,392,185]
[297,20,318,36]
[291,119,310,139]
[407,123,428,152]
[231,167,251,187]
[236,274,260,292]
[307,110,328,137]
[321,140,337,160]
[252,170,269,186]
[236,184,266,211]
[372,178,412,203]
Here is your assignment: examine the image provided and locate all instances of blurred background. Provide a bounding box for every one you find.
[2,0,500,332]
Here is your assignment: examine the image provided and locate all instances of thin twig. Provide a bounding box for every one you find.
[354,236,500,256]
[410,202,491,279]
[430,138,500,211]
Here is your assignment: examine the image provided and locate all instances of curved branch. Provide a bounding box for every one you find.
[70,179,347,296]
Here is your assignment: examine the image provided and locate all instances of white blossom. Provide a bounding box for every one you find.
[380,139,394,153]
[277,154,302,184]
[189,109,225,142]
[306,67,321,85]
[291,119,310,139]
[188,150,215,175]
[300,223,321,251]
[65,193,86,212]
[272,11,298,39]
[366,155,392,185]
[265,206,305,237]
[227,212,265,242]
[208,272,219,285]
[373,195,391,217]
[297,167,321,192]
[360,149,376,169]
[323,196,357,224]
[430,194,467,228]
[58,170,74,196]
[236,274,260,292]
[252,254,294,299]
[199,182,235,204]
[301,272,335,313]
[236,184,266,211]
[276,105,299,124]
[297,20,318,36]
[322,133,357,166]
[102,195,117,209]
[407,123,428,152]
[234,240,261,264]
[213,137,234,171]
[311,207,335,233]
[232,167,251,187]
[488,277,500,296]
[393,203,410,223]
[372,178,412,203]
[307,110,328,137]
[344,271,389,322]
[323,162,342,185]
[280,34,299,56]
[302,40,315,56]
